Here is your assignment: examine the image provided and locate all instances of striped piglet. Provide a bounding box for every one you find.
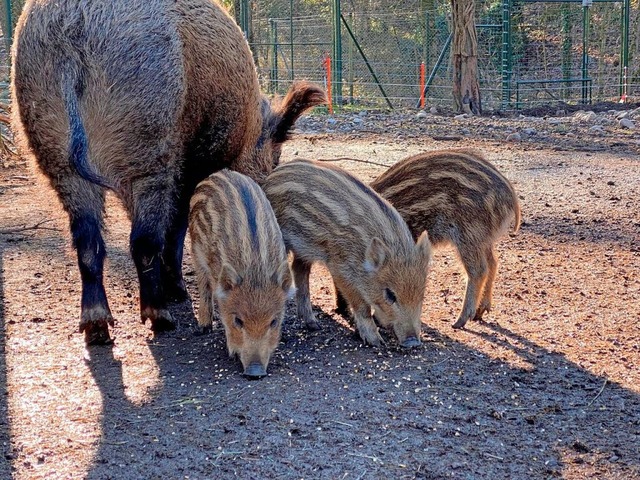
[263,160,432,348]
[337,149,521,329]
[189,170,292,378]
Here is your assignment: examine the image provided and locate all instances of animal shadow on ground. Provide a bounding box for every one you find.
[0,249,11,479]
[80,298,640,479]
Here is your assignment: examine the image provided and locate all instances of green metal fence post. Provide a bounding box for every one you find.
[332,0,343,107]
[269,19,278,94]
[421,0,433,75]
[620,0,630,99]
[4,0,13,50]
[289,0,294,81]
[561,4,571,101]
[239,0,250,39]
[581,0,591,104]
[348,12,354,104]
[501,0,512,109]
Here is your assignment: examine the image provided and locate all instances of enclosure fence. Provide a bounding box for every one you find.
[1,0,637,111]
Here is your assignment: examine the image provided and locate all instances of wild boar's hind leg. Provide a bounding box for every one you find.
[292,256,321,331]
[65,181,113,345]
[333,280,350,317]
[453,247,489,329]
[475,246,498,321]
[161,194,190,303]
[129,177,177,332]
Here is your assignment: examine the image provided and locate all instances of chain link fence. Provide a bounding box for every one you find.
[0,0,637,110]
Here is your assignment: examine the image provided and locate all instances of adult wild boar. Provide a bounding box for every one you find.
[11,0,326,344]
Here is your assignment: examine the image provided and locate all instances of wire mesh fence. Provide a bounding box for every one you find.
[250,1,505,109]
[248,0,634,110]
[0,0,637,111]
[511,1,627,109]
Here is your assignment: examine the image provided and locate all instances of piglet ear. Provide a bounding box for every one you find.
[271,81,327,144]
[364,237,389,273]
[218,263,242,294]
[272,263,293,294]
[415,230,433,263]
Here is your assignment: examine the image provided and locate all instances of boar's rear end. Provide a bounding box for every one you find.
[11,0,325,344]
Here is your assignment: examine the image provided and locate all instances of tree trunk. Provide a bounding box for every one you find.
[451,0,482,114]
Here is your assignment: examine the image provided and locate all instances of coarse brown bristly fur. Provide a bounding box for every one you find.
[11,0,326,344]
[368,148,521,329]
[189,170,291,378]
[263,160,432,348]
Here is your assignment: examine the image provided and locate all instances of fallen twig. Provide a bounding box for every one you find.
[316,157,392,168]
[587,379,607,407]
[329,420,354,427]
[484,452,504,461]
[0,219,59,234]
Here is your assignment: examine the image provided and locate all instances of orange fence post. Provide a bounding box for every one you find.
[324,56,333,114]
[419,62,426,109]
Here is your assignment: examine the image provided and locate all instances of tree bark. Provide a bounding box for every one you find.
[451,0,482,114]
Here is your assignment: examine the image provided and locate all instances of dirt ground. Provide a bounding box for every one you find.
[1,110,639,479]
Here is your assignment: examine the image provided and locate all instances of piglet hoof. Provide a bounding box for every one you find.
[243,363,267,379]
[304,316,322,331]
[194,325,213,336]
[359,330,386,348]
[452,317,469,329]
[141,307,176,332]
[79,307,114,345]
[400,336,422,348]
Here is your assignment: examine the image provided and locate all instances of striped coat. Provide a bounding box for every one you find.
[263,160,432,348]
[189,170,292,378]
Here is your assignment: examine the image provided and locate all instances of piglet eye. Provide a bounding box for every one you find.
[234,317,244,329]
[270,318,279,329]
[384,288,397,305]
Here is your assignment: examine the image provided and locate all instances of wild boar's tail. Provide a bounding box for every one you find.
[62,63,113,190]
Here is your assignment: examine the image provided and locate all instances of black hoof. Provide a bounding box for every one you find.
[151,316,176,332]
[80,319,113,346]
[194,325,213,336]
[306,321,322,332]
[142,307,176,332]
[244,363,267,379]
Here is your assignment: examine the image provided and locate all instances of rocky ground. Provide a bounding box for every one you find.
[0,107,639,479]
